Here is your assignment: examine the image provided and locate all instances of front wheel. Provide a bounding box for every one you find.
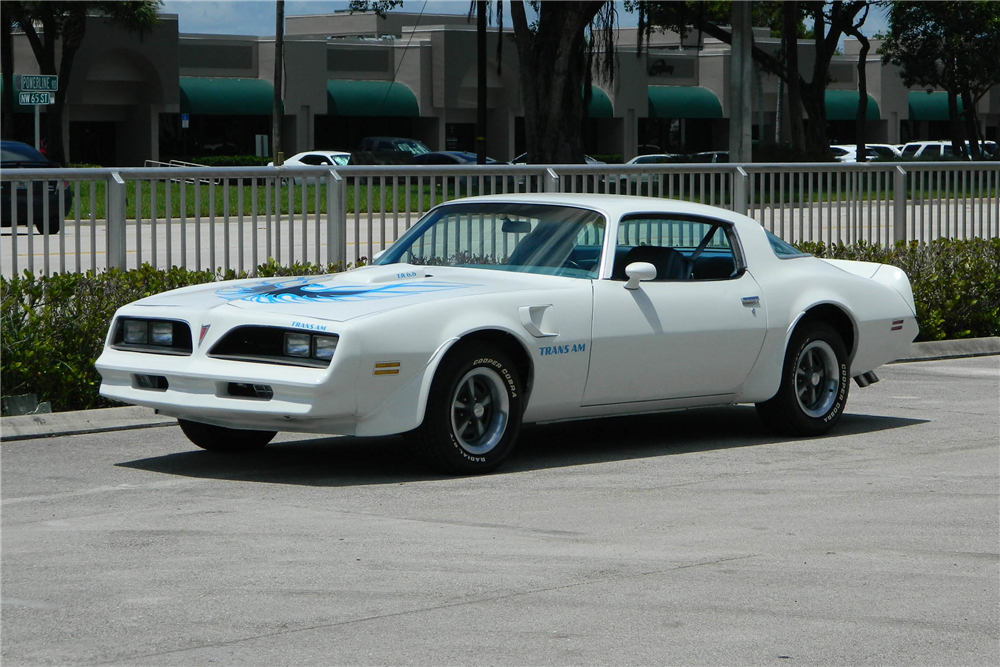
[178,419,276,453]
[756,322,850,436]
[410,342,523,474]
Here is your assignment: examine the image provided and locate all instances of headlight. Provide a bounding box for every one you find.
[313,335,338,360]
[150,322,174,345]
[123,320,148,344]
[284,332,311,357]
[112,318,193,355]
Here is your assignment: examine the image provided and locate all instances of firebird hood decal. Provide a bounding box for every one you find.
[214,276,476,304]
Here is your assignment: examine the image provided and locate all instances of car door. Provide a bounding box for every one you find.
[582,215,768,406]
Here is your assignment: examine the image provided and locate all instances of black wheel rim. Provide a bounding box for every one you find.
[449,367,509,455]
[795,340,839,418]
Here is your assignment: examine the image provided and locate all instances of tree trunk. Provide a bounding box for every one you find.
[509,1,603,164]
[1,11,14,140]
[853,31,870,159]
[946,89,965,158]
[782,1,806,152]
[47,7,88,165]
[961,88,980,160]
[273,0,284,164]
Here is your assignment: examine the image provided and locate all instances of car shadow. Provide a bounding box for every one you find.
[116,406,927,487]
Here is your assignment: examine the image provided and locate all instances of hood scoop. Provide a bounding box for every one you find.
[353,264,432,284]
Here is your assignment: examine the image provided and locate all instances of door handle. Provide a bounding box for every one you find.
[741,296,760,307]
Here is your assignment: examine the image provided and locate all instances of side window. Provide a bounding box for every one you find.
[299,154,329,166]
[613,216,739,281]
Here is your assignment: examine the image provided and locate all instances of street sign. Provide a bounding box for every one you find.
[19,92,54,105]
[181,113,189,129]
[18,75,58,92]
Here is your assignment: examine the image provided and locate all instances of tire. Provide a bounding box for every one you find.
[34,215,60,234]
[756,322,850,436]
[410,342,524,474]
[178,419,276,453]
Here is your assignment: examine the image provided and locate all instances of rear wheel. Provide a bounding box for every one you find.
[410,342,523,474]
[178,419,276,453]
[756,322,850,436]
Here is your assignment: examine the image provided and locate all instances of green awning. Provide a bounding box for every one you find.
[647,86,722,119]
[825,90,880,121]
[326,80,419,117]
[908,91,963,121]
[586,85,613,118]
[179,77,274,115]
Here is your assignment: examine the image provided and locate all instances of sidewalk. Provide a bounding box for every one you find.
[2,338,997,442]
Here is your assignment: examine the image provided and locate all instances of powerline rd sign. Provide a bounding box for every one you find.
[18,75,58,92]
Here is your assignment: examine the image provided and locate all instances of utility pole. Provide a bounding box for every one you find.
[273,0,284,165]
[728,0,753,163]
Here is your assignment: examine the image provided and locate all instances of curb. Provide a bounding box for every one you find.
[2,338,998,443]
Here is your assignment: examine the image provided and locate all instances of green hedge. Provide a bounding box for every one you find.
[1,239,997,414]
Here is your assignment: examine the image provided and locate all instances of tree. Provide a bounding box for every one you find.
[880,1,1000,159]
[3,1,161,164]
[638,1,874,156]
[351,0,616,164]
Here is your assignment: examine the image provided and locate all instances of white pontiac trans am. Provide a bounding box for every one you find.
[96,194,918,473]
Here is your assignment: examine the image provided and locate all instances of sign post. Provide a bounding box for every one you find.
[16,75,58,151]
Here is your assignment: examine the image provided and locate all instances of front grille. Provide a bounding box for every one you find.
[209,326,337,368]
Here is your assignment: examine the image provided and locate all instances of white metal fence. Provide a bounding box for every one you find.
[2,161,998,277]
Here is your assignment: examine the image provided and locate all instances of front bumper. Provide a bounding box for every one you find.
[96,348,361,435]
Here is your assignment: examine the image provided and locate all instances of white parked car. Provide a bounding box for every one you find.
[829,145,880,162]
[96,194,919,474]
[267,150,351,184]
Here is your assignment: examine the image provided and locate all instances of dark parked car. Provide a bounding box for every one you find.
[1,140,72,233]
[412,151,497,165]
[357,137,431,155]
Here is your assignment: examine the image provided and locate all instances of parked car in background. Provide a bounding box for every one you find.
[96,194,918,474]
[412,151,497,165]
[829,145,880,163]
[900,141,960,160]
[510,153,606,165]
[357,137,431,155]
[866,144,902,160]
[268,150,351,184]
[626,153,684,165]
[1,140,73,234]
[690,151,730,164]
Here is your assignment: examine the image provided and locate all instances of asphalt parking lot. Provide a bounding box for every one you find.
[2,355,998,666]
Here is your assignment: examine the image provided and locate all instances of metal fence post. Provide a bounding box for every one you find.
[545,168,560,193]
[107,171,127,270]
[326,169,345,268]
[733,166,749,215]
[893,165,907,243]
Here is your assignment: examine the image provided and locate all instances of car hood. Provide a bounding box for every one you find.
[130,264,585,323]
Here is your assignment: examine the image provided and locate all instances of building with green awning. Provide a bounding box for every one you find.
[4,10,995,165]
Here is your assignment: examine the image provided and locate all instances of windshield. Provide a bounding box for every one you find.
[396,140,430,155]
[375,203,606,278]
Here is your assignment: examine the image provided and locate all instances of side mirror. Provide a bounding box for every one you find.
[624,262,656,290]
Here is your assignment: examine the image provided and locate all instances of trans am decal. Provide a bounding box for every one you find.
[215,276,477,304]
[539,343,586,356]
